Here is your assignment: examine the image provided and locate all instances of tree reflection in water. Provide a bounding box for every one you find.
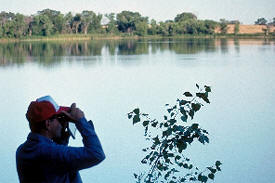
[0,38,273,67]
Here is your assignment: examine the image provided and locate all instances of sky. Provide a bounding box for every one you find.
[0,0,274,24]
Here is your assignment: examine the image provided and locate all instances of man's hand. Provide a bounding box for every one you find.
[61,103,85,123]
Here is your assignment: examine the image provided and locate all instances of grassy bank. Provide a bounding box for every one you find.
[0,33,274,43]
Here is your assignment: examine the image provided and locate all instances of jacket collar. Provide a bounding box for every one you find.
[27,132,53,143]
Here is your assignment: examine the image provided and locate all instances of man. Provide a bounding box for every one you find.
[16,96,105,183]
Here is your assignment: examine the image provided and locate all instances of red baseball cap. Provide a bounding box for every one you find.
[26,96,70,123]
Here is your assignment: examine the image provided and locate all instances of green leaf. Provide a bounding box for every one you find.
[144,126,149,136]
[180,107,186,115]
[143,120,149,126]
[176,140,187,153]
[169,144,173,150]
[196,83,199,89]
[191,123,199,129]
[207,167,216,174]
[179,100,189,105]
[167,153,174,157]
[142,148,148,152]
[208,173,215,180]
[174,125,185,132]
[198,135,209,144]
[141,159,147,164]
[128,113,132,119]
[151,121,158,127]
[183,163,189,168]
[133,108,140,114]
[164,171,171,180]
[153,136,160,145]
[133,115,140,124]
[215,161,222,167]
[189,110,194,119]
[171,112,175,117]
[134,173,138,178]
[191,103,201,112]
[204,85,211,92]
[169,119,177,125]
[180,178,186,182]
[149,156,156,162]
[189,177,195,181]
[196,92,210,104]
[183,92,193,97]
[198,174,208,182]
[181,115,187,122]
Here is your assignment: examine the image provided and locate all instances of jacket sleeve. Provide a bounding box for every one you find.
[40,117,105,172]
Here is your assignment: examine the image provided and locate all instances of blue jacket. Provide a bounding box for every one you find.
[16,117,105,183]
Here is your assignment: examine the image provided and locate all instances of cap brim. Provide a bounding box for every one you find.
[57,106,70,114]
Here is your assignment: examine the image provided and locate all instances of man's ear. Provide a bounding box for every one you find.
[45,119,51,131]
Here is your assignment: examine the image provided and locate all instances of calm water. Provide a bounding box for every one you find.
[0,38,275,183]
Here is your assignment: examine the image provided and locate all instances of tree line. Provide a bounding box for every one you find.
[0,9,275,38]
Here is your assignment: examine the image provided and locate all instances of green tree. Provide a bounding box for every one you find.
[167,22,176,36]
[0,11,15,37]
[174,12,197,22]
[116,11,147,34]
[183,19,199,34]
[202,20,218,34]
[13,13,28,38]
[24,16,33,36]
[234,22,240,35]
[32,14,53,36]
[267,17,275,26]
[157,22,169,36]
[38,9,64,34]
[2,21,15,38]
[54,14,66,34]
[219,19,228,34]
[135,21,148,36]
[255,17,267,25]
[148,19,157,35]
[64,12,73,33]
[128,85,222,183]
[80,10,95,34]
[105,13,118,34]
[88,13,103,33]
[72,13,81,34]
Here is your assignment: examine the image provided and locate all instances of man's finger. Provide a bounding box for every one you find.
[71,103,76,110]
[61,111,73,119]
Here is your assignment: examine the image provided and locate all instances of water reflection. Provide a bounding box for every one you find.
[0,38,274,67]
[233,39,240,53]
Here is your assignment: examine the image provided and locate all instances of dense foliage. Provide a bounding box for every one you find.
[0,10,215,38]
[1,10,274,38]
[255,18,268,25]
[128,85,222,183]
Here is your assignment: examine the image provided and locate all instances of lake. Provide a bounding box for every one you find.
[0,38,274,183]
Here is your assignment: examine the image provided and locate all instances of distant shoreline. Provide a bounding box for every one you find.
[0,34,274,43]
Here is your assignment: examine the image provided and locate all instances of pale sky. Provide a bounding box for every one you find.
[1,0,274,24]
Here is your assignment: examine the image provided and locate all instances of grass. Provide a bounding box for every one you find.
[0,33,274,43]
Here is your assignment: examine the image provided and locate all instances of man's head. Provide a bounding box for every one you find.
[26,96,70,139]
